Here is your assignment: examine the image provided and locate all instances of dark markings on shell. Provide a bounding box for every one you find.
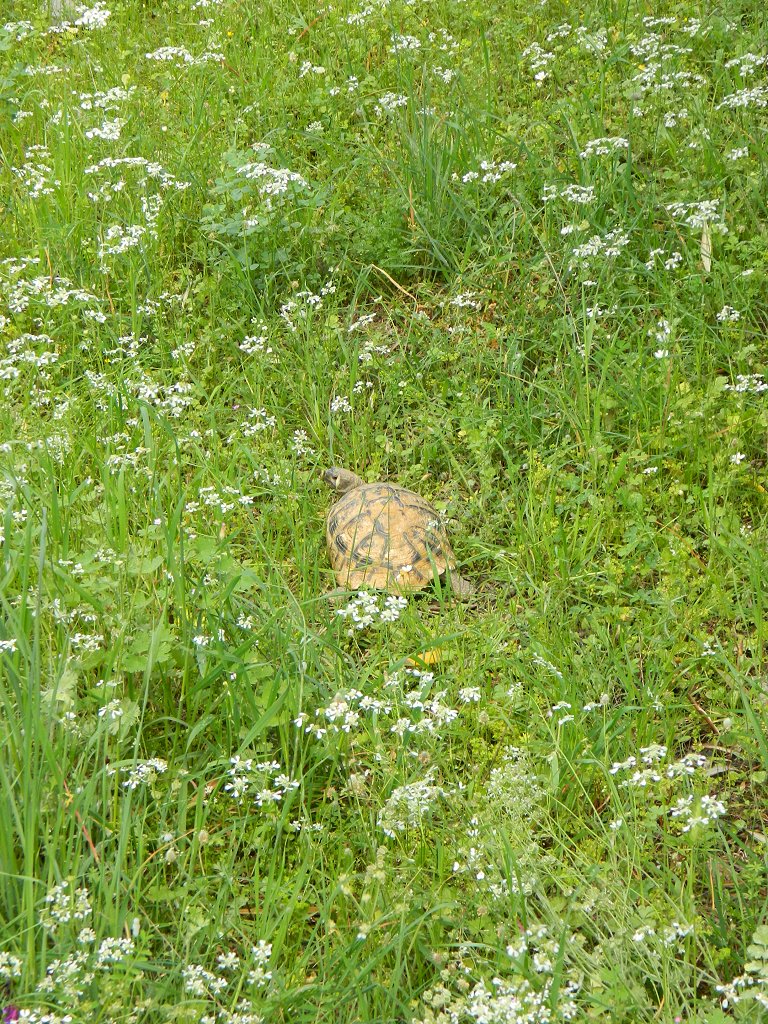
[327,482,454,587]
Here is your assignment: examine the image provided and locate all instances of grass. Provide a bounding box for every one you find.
[1,0,768,1021]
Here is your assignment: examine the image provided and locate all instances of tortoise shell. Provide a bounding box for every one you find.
[326,481,455,592]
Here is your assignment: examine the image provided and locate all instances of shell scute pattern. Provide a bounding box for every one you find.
[327,482,454,591]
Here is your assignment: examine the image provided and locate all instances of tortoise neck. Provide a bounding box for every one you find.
[338,473,365,493]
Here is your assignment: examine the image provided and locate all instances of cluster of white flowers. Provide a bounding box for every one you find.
[531,652,563,678]
[724,52,768,75]
[335,591,408,631]
[24,64,66,78]
[574,25,608,54]
[0,951,23,979]
[252,466,286,488]
[3,19,35,41]
[458,686,482,703]
[279,281,335,332]
[608,744,727,833]
[663,108,688,127]
[374,92,409,116]
[724,373,767,394]
[666,198,728,232]
[453,159,517,184]
[642,15,678,27]
[0,333,59,382]
[631,919,694,946]
[416,927,581,1023]
[542,183,596,203]
[546,23,607,54]
[86,178,126,203]
[97,223,149,266]
[645,247,683,270]
[328,75,360,96]
[182,963,228,997]
[41,880,93,932]
[223,755,299,807]
[450,292,483,309]
[547,700,574,725]
[139,189,174,241]
[356,335,391,364]
[295,667,466,743]
[344,3,374,25]
[632,66,706,95]
[76,85,135,110]
[48,2,112,32]
[298,60,326,76]
[330,394,352,413]
[84,155,190,192]
[521,42,555,82]
[84,117,124,140]
[717,85,768,109]
[681,17,708,36]
[609,745,708,783]
[240,407,277,436]
[235,160,309,220]
[546,23,572,41]
[347,312,377,333]
[669,793,728,832]
[97,698,124,722]
[171,338,196,360]
[291,428,314,456]
[136,291,186,316]
[94,936,135,967]
[465,973,580,1023]
[569,228,629,269]
[390,32,421,52]
[295,690,378,737]
[579,136,629,158]
[648,318,671,353]
[130,372,195,419]
[239,331,273,356]
[630,33,687,59]
[486,747,546,821]
[718,977,768,1012]
[145,45,224,67]
[583,303,617,319]
[113,756,168,790]
[182,940,273,1020]
[427,28,458,56]
[11,146,61,199]
[377,768,449,836]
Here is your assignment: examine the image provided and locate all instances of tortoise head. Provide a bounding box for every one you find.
[323,467,364,494]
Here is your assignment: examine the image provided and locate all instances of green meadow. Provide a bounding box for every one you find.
[1,0,768,1020]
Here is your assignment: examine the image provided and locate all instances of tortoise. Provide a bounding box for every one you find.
[323,467,473,597]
